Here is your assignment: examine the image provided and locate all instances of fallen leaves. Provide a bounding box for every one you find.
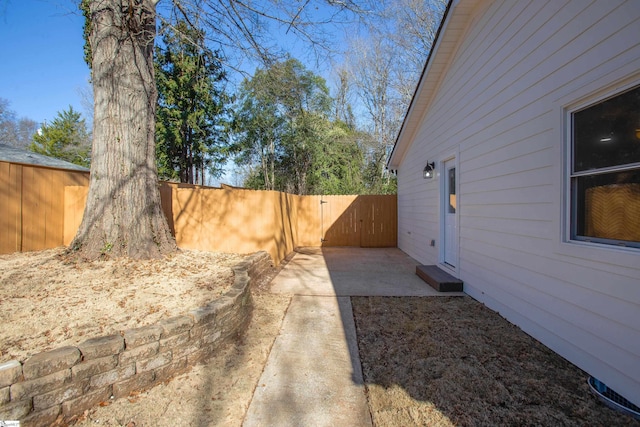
[0,248,245,363]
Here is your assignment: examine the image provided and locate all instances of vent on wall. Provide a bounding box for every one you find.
[588,377,640,420]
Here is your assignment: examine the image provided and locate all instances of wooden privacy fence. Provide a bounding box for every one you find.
[1,161,397,263]
[297,194,398,248]
[0,161,89,254]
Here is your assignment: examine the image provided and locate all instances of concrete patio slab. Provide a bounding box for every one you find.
[243,295,371,427]
[270,247,465,297]
[243,247,465,426]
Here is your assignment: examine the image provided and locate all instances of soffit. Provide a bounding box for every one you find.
[388,0,482,169]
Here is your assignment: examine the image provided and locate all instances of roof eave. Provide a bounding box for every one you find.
[388,0,478,170]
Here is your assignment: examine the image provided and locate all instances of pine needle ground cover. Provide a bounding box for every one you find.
[352,296,639,427]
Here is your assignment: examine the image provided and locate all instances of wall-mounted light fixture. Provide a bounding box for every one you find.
[423,162,435,179]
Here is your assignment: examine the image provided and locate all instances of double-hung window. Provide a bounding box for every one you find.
[570,84,640,249]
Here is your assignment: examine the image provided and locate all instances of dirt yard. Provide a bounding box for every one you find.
[69,292,291,427]
[352,296,640,427]
[0,248,292,426]
[0,248,245,363]
[2,250,638,426]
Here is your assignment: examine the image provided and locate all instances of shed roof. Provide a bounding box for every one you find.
[0,144,90,172]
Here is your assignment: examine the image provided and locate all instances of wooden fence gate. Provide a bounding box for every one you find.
[1,160,397,263]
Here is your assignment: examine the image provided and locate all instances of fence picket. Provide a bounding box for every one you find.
[1,161,396,264]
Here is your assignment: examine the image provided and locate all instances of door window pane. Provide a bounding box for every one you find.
[448,167,456,214]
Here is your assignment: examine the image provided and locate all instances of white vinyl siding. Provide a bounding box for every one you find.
[396,0,640,405]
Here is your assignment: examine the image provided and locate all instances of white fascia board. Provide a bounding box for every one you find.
[388,0,477,170]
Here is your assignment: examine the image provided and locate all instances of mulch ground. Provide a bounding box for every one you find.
[352,296,640,427]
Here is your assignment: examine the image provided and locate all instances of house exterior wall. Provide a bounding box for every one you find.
[397,0,640,405]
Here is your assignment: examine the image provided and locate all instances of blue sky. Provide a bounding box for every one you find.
[0,0,353,128]
[0,0,347,126]
[0,0,90,125]
[0,0,352,185]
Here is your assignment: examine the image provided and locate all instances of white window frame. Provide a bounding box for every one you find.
[565,84,640,250]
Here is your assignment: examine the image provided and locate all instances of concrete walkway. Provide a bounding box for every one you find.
[243,247,464,427]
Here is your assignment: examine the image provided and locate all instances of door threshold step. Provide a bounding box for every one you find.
[416,265,463,292]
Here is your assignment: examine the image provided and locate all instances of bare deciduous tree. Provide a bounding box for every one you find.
[386,0,447,105]
[73,0,376,259]
[0,98,38,148]
[71,0,175,260]
[333,66,355,128]
[346,36,399,188]
[341,0,446,191]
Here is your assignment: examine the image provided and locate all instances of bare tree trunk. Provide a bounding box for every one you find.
[270,139,275,191]
[71,0,176,259]
[260,146,270,190]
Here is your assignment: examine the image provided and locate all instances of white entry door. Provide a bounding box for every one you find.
[443,159,457,268]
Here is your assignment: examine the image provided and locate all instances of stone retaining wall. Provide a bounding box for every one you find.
[0,251,272,426]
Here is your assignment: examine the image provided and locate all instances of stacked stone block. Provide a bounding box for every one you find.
[0,251,272,426]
